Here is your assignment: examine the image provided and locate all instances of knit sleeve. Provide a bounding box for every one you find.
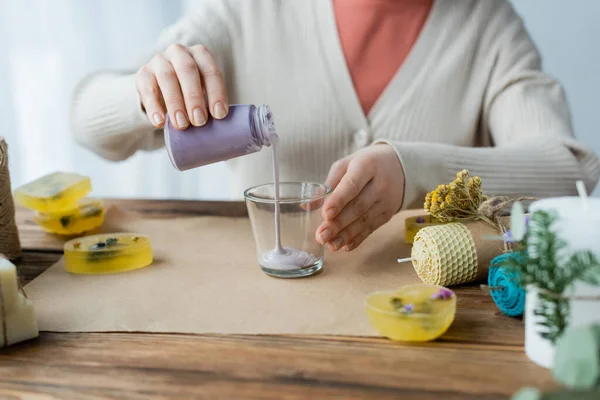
[378,2,600,210]
[69,0,234,161]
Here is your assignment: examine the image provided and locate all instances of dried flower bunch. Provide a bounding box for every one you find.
[424,170,488,223]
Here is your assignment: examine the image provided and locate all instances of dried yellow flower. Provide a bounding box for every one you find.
[430,202,439,213]
[423,169,487,222]
[469,176,482,186]
[456,170,469,181]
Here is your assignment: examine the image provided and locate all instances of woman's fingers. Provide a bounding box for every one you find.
[151,52,189,130]
[137,44,229,129]
[325,203,382,251]
[337,208,391,252]
[316,181,378,244]
[188,44,229,119]
[136,66,165,127]
[322,158,374,220]
[166,44,207,127]
[324,157,350,191]
[297,158,348,213]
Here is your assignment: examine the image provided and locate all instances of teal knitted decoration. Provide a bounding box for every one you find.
[488,252,526,317]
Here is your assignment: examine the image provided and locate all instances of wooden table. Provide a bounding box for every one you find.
[1,199,555,399]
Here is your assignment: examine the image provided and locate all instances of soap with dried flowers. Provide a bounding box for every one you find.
[14,171,91,213]
[34,198,105,235]
[64,233,153,274]
[365,284,456,342]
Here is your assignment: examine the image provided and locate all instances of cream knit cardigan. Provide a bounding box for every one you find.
[70,0,600,207]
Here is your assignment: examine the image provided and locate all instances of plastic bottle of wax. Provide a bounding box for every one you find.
[164,104,276,171]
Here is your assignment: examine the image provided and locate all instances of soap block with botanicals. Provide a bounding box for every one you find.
[34,198,105,235]
[14,172,92,213]
[64,233,153,275]
[0,258,39,347]
[365,284,456,342]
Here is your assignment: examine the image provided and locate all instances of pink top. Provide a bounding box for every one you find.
[333,0,434,114]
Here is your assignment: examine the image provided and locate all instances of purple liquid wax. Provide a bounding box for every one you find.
[165,104,316,271]
[259,134,317,271]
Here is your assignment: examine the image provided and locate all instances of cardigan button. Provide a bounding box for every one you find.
[353,129,369,148]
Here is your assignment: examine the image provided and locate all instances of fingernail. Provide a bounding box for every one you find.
[152,113,163,125]
[192,108,206,126]
[326,208,336,218]
[213,102,227,119]
[319,228,332,243]
[345,242,354,251]
[175,111,188,129]
[332,236,344,250]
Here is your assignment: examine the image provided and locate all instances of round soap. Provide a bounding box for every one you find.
[14,171,92,213]
[35,198,105,235]
[365,284,456,342]
[64,233,153,274]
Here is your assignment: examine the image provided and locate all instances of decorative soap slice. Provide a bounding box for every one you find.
[0,258,39,347]
[64,233,153,274]
[14,172,91,212]
[365,284,456,342]
[34,198,105,235]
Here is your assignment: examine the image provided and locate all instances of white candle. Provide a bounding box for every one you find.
[525,197,600,368]
[0,258,38,347]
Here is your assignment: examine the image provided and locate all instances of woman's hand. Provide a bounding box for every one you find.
[135,44,229,130]
[316,144,405,252]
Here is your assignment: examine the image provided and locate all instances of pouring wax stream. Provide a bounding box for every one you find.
[164,104,315,271]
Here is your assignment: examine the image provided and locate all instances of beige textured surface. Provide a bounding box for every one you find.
[411,223,477,286]
[24,207,421,335]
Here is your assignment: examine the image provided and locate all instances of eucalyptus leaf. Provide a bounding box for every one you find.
[510,201,526,241]
[513,387,600,400]
[511,387,541,400]
[552,324,600,390]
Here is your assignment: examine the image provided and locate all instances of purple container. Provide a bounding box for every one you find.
[165,104,276,171]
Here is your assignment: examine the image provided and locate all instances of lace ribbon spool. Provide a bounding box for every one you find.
[0,138,21,260]
[411,217,509,286]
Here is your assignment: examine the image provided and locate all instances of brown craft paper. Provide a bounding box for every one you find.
[24,206,423,336]
[0,138,21,260]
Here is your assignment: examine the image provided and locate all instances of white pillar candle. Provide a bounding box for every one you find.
[526,197,600,368]
[0,258,38,347]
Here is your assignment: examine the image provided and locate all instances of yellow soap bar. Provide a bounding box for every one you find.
[14,172,92,212]
[365,284,456,342]
[34,198,105,235]
[64,233,153,275]
[404,215,445,244]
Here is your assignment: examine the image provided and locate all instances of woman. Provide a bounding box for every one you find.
[70,0,600,252]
